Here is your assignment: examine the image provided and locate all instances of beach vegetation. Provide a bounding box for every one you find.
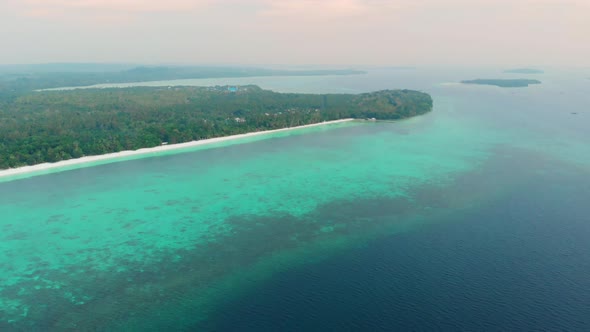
[0,86,432,169]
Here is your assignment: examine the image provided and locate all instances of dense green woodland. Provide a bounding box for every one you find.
[0,66,364,92]
[0,86,432,169]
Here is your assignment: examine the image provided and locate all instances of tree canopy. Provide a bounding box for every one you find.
[0,85,432,169]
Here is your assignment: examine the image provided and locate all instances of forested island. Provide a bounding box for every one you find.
[504,68,544,74]
[461,79,541,87]
[0,86,432,169]
[0,65,365,93]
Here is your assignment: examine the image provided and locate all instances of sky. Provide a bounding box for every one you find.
[1,0,588,67]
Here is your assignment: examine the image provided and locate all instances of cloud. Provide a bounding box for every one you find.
[257,0,408,18]
[23,0,211,12]
[259,0,368,16]
[531,0,590,5]
[14,0,590,19]
[1,0,587,66]
[14,0,212,20]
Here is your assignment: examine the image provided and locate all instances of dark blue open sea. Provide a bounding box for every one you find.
[206,148,590,331]
[1,68,589,330]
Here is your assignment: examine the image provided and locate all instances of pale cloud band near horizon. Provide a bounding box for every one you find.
[1,0,588,66]
[14,0,590,19]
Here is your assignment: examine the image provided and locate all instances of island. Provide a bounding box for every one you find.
[504,68,544,74]
[0,64,366,92]
[0,86,432,169]
[461,79,541,88]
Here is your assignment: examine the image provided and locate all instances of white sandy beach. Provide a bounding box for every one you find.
[0,119,355,179]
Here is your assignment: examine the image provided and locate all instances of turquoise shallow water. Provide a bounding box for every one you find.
[1,68,589,330]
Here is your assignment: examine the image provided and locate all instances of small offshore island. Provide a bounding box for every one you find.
[0,85,432,169]
[461,79,541,88]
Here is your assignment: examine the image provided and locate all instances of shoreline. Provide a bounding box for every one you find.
[0,119,355,180]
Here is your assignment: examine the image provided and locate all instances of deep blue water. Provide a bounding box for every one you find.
[206,149,590,331]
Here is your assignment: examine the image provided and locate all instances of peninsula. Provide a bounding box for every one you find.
[0,86,432,169]
[461,79,541,88]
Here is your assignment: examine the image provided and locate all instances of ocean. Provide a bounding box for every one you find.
[1,67,589,330]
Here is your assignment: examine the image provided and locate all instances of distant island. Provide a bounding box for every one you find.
[461,79,541,88]
[0,65,366,93]
[0,86,432,169]
[504,68,544,74]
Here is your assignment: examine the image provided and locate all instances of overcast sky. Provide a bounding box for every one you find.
[1,0,588,66]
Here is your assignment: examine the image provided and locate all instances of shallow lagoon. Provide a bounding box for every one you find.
[1,68,589,330]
